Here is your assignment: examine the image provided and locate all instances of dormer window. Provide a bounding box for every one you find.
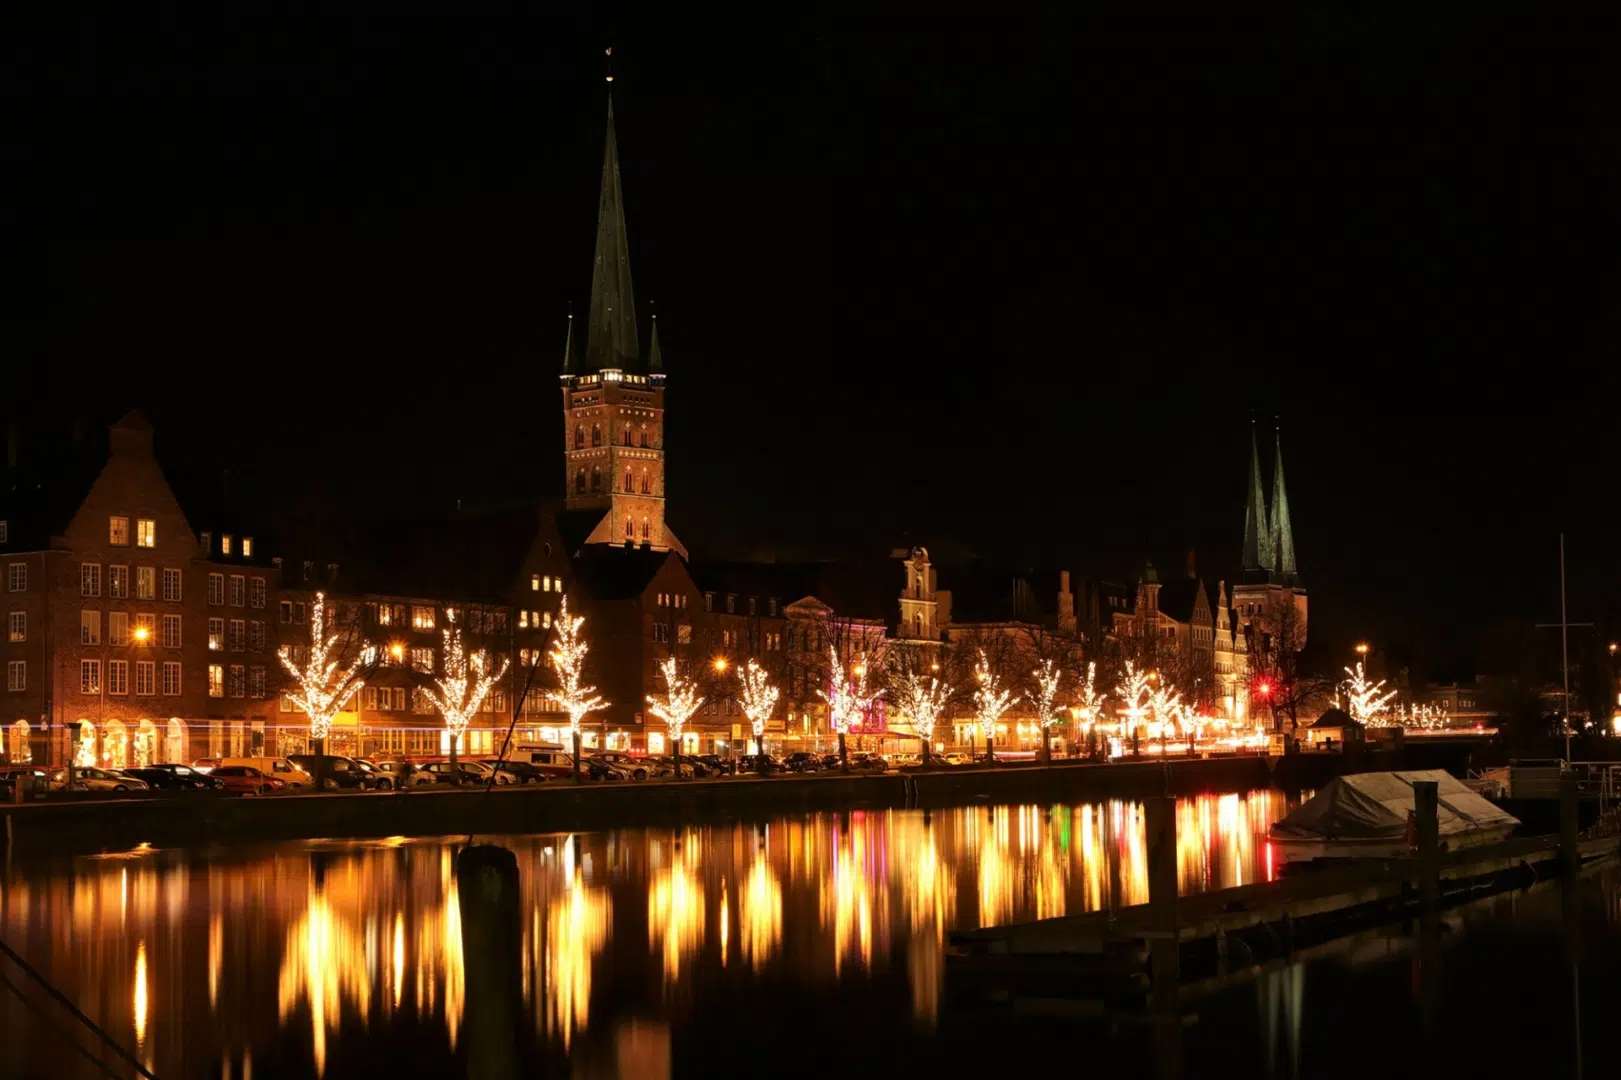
[242,537,253,558]
[222,534,233,556]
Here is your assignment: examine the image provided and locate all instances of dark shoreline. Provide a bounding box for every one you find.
[1,747,1464,859]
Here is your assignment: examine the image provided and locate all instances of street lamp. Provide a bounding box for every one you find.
[1355,642,1370,661]
[712,656,728,674]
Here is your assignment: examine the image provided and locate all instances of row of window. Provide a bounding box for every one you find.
[51,659,187,696]
[207,573,266,608]
[573,422,659,448]
[572,467,661,501]
[207,618,267,652]
[75,563,183,601]
[655,592,689,609]
[198,531,253,558]
[701,593,779,617]
[519,610,553,630]
[530,574,562,592]
[106,516,157,548]
[77,610,182,648]
[207,663,266,699]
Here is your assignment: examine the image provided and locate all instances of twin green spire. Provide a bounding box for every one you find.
[1241,423,1299,584]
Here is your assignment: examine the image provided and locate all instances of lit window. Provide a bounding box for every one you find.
[377,604,393,627]
[80,659,100,695]
[80,610,100,646]
[412,606,435,631]
[519,610,530,629]
[136,566,155,599]
[410,647,433,674]
[531,574,540,592]
[109,516,129,546]
[7,611,23,642]
[242,537,253,558]
[208,664,224,698]
[543,576,553,592]
[137,519,156,548]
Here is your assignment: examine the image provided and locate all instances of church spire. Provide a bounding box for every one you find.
[585,96,640,372]
[1270,426,1298,580]
[1241,423,1273,573]
[560,304,577,376]
[647,303,663,374]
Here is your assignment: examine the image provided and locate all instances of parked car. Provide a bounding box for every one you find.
[579,757,629,782]
[209,765,285,796]
[350,758,396,790]
[139,762,225,789]
[479,759,546,784]
[2,766,71,796]
[221,757,314,788]
[190,758,222,773]
[374,760,435,788]
[288,754,374,791]
[695,754,735,777]
[418,760,492,786]
[594,752,667,780]
[734,754,783,775]
[121,767,212,792]
[848,754,888,773]
[783,752,823,773]
[53,766,149,792]
[513,746,575,780]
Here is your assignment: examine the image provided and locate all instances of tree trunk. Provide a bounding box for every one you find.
[756,730,768,775]
[921,739,931,768]
[449,734,460,786]
[1041,725,1051,763]
[838,731,848,771]
[985,732,995,763]
[571,729,582,785]
[314,735,326,757]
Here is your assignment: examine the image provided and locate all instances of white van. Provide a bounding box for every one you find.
[221,757,314,789]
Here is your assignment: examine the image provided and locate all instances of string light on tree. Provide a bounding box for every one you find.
[1073,661,1106,753]
[549,596,607,779]
[647,658,704,773]
[1148,682,1185,741]
[973,648,1019,762]
[278,591,368,750]
[737,659,780,757]
[427,613,511,772]
[1030,658,1064,761]
[818,648,882,769]
[1116,660,1152,736]
[1339,661,1397,727]
[887,667,953,763]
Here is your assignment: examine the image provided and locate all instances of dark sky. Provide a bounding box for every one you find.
[7,13,1621,676]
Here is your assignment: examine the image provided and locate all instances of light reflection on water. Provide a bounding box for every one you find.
[0,791,1294,1078]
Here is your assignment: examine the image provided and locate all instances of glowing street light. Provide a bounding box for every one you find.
[712,657,729,674]
[133,626,149,644]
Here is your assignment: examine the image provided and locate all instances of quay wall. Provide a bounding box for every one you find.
[0,746,1455,858]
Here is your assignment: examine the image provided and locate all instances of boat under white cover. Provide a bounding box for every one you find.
[1268,769,1520,864]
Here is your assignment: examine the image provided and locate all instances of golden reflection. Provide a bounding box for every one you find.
[824,830,878,974]
[392,912,404,1011]
[546,869,611,1049]
[208,913,222,1010]
[977,830,1012,927]
[719,877,729,967]
[277,886,370,1077]
[1035,841,1067,921]
[740,854,782,969]
[648,853,704,985]
[133,939,148,1050]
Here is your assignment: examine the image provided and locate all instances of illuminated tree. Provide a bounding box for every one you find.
[737,659,780,769]
[647,657,704,778]
[888,668,953,766]
[1116,660,1152,747]
[1030,658,1064,762]
[1074,662,1106,758]
[549,596,607,783]
[1339,662,1397,727]
[819,648,882,770]
[427,616,510,782]
[278,591,368,755]
[973,648,1020,763]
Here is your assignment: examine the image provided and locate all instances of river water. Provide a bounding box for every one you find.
[0,789,1614,1078]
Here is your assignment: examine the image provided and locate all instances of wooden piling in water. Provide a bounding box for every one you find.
[456,844,523,1080]
[1412,780,1440,919]
[1559,771,1580,877]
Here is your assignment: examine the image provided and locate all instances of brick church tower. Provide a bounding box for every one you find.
[559,97,684,556]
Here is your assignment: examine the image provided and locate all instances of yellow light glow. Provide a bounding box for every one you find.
[740,855,782,970]
[390,643,404,659]
[712,657,728,673]
[133,626,149,643]
[546,869,611,1049]
[648,851,704,985]
[134,940,148,1050]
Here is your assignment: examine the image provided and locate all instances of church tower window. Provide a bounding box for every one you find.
[574,424,584,448]
[575,470,586,494]
[641,471,650,494]
[590,467,601,493]
[641,518,650,541]
[624,471,634,493]
[626,519,635,541]
[591,424,602,447]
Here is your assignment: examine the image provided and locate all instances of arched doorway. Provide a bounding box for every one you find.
[103,719,129,770]
[133,719,158,768]
[165,719,185,765]
[74,719,97,767]
[8,720,29,764]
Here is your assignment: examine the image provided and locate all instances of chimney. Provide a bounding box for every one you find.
[1186,549,1196,579]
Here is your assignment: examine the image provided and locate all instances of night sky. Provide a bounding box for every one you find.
[7,14,1620,677]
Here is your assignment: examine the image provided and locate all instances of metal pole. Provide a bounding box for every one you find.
[1561,534,1572,764]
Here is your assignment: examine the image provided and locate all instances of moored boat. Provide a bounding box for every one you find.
[1268,769,1519,865]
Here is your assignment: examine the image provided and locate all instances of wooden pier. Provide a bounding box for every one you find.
[946,777,1620,1013]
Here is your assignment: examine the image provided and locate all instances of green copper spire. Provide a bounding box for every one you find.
[585,97,640,371]
[1270,427,1298,580]
[1242,424,1273,572]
